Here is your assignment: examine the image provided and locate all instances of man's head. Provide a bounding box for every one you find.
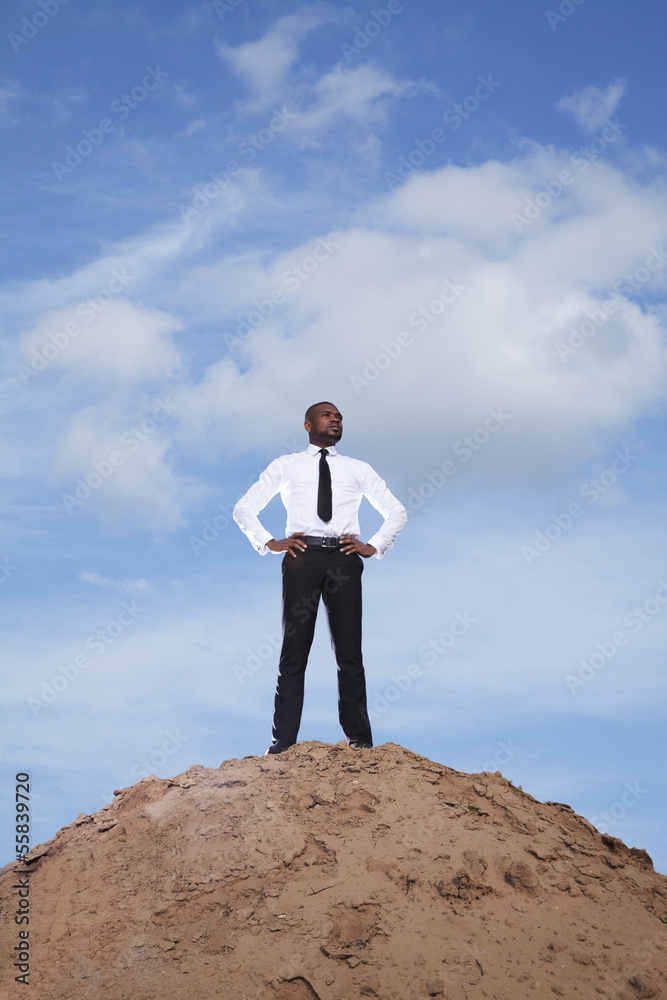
[304,401,342,447]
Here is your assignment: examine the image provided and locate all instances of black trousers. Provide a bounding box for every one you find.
[271,546,373,746]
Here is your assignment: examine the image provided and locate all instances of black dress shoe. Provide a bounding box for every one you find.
[264,739,294,756]
[348,740,373,749]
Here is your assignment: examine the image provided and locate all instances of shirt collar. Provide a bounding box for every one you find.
[306,443,338,456]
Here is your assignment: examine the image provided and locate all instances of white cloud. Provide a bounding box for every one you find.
[216,7,412,132]
[295,63,413,132]
[0,166,266,331]
[218,7,330,112]
[80,571,148,593]
[53,403,187,529]
[173,149,667,486]
[2,171,266,529]
[6,135,667,531]
[179,118,206,137]
[0,75,21,124]
[173,83,195,106]
[557,80,627,133]
[18,299,182,381]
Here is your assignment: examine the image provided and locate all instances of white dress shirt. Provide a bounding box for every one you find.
[233,443,407,560]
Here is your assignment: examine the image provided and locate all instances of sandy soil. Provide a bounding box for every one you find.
[1,741,666,999]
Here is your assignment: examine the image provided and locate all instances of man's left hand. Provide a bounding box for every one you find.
[340,535,376,558]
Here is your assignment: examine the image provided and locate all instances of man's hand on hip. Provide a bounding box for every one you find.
[267,533,308,557]
[340,535,377,558]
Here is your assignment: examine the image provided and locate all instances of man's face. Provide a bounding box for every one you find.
[305,404,342,443]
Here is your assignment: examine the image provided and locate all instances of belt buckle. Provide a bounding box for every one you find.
[321,535,337,548]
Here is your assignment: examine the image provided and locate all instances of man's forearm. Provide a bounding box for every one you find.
[233,497,276,554]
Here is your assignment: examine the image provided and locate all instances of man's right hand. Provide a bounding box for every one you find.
[266,533,308,557]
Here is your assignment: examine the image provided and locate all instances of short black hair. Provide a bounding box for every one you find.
[304,401,336,423]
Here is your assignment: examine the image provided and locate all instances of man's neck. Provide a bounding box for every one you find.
[309,437,339,449]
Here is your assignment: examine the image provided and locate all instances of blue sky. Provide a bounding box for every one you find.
[2,0,667,872]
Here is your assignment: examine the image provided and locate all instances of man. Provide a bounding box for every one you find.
[233,402,407,755]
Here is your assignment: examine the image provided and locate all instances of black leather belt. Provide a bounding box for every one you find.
[303,535,341,548]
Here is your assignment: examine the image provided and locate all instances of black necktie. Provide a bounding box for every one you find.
[317,448,332,523]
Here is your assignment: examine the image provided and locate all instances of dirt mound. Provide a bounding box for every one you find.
[2,742,666,999]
